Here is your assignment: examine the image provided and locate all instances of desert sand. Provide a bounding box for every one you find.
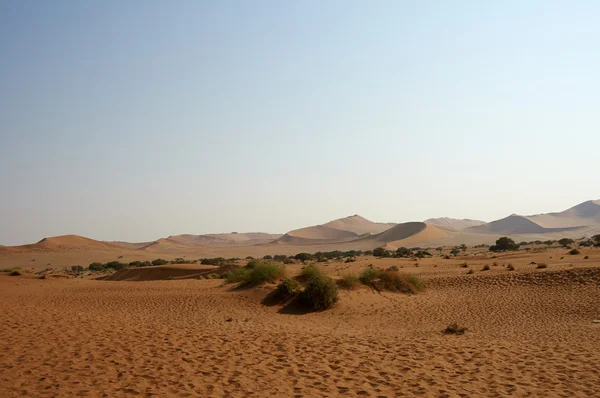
[1,247,599,397]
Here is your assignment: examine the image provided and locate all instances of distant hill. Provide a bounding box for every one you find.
[425,217,486,231]
[466,200,600,236]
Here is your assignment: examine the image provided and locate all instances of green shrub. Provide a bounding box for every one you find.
[294,253,313,262]
[272,278,300,301]
[226,261,286,286]
[200,258,226,266]
[152,258,169,266]
[489,237,520,252]
[373,247,387,257]
[337,274,360,290]
[105,261,126,270]
[301,275,339,310]
[71,265,84,273]
[359,267,382,284]
[299,264,323,281]
[88,262,106,271]
[376,271,422,293]
[208,273,219,279]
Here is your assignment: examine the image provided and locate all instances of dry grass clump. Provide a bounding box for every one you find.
[297,264,323,282]
[443,323,467,335]
[536,263,548,269]
[225,261,286,286]
[359,268,422,294]
[507,263,515,271]
[466,269,474,274]
[337,274,360,290]
[386,265,399,272]
[482,264,490,271]
[9,270,22,276]
[459,262,468,268]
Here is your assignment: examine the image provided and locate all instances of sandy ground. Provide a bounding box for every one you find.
[1,249,599,397]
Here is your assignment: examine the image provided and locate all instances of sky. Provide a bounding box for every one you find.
[1,1,599,245]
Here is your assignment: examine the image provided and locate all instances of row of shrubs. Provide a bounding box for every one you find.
[87,258,171,272]
[222,261,422,311]
[373,247,433,259]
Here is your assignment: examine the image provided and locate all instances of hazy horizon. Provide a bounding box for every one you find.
[2,1,599,245]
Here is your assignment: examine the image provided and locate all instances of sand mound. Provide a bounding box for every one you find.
[166,233,281,246]
[425,217,486,231]
[103,265,219,281]
[10,235,121,252]
[323,215,394,235]
[466,214,583,235]
[277,225,358,244]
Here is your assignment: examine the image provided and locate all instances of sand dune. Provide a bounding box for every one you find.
[323,214,395,235]
[356,222,448,248]
[425,217,486,231]
[466,214,584,235]
[277,225,359,244]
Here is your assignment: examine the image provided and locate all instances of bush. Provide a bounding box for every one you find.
[344,257,356,263]
[387,265,399,272]
[294,253,313,262]
[299,264,323,281]
[200,258,226,266]
[507,263,515,271]
[272,278,300,301]
[88,262,106,271]
[9,270,21,276]
[466,269,474,274]
[273,255,288,262]
[593,234,600,245]
[482,264,490,271]
[450,248,460,256]
[71,265,84,273]
[337,274,360,290]
[395,247,412,257]
[1,267,22,273]
[569,249,580,255]
[359,267,382,284]
[301,275,339,310]
[208,273,220,279]
[152,258,169,266]
[373,247,387,257]
[459,262,468,268]
[105,261,126,270]
[489,237,520,252]
[226,261,286,286]
[360,268,422,293]
[536,263,548,269]
[558,238,575,247]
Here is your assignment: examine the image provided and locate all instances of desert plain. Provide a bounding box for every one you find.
[1,200,600,397]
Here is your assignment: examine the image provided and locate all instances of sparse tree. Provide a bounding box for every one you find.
[459,244,467,252]
[489,237,519,252]
[558,238,574,248]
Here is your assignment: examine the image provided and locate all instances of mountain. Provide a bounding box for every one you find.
[424,217,486,231]
[276,215,394,245]
[466,200,600,236]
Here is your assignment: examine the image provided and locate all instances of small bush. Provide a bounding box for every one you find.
[360,269,422,293]
[387,265,399,272]
[226,261,286,286]
[344,257,357,263]
[359,267,382,284]
[459,262,468,268]
[9,270,21,276]
[208,273,220,279]
[272,278,300,301]
[337,274,360,290]
[507,263,515,271]
[1,267,22,273]
[71,265,84,273]
[152,258,169,266]
[569,249,580,255]
[482,264,490,271]
[88,262,106,272]
[299,264,323,281]
[300,275,339,310]
[294,253,313,262]
[443,323,467,335]
[536,263,548,269]
[466,269,474,274]
[584,256,589,260]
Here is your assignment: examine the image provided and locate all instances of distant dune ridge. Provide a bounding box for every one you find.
[2,199,600,261]
[424,217,486,231]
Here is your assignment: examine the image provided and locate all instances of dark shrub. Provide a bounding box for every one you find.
[294,253,313,262]
[569,249,580,255]
[71,265,84,273]
[482,264,490,271]
[263,255,273,260]
[301,275,339,310]
[466,269,474,274]
[536,263,548,269]
[395,247,412,257]
[272,278,300,301]
[129,261,142,267]
[489,237,519,252]
[105,261,126,270]
[364,250,373,256]
[152,258,169,266]
[558,238,575,247]
[273,254,288,262]
[344,257,356,263]
[450,248,460,256]
[507,263,515,271]
[459,262,468,268]
[88,262,106,271]
[9,270,21,276]
[359,267,382,284]
[387,265,399,272]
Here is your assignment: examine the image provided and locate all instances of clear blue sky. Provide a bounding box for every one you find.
[1,1,599,245]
